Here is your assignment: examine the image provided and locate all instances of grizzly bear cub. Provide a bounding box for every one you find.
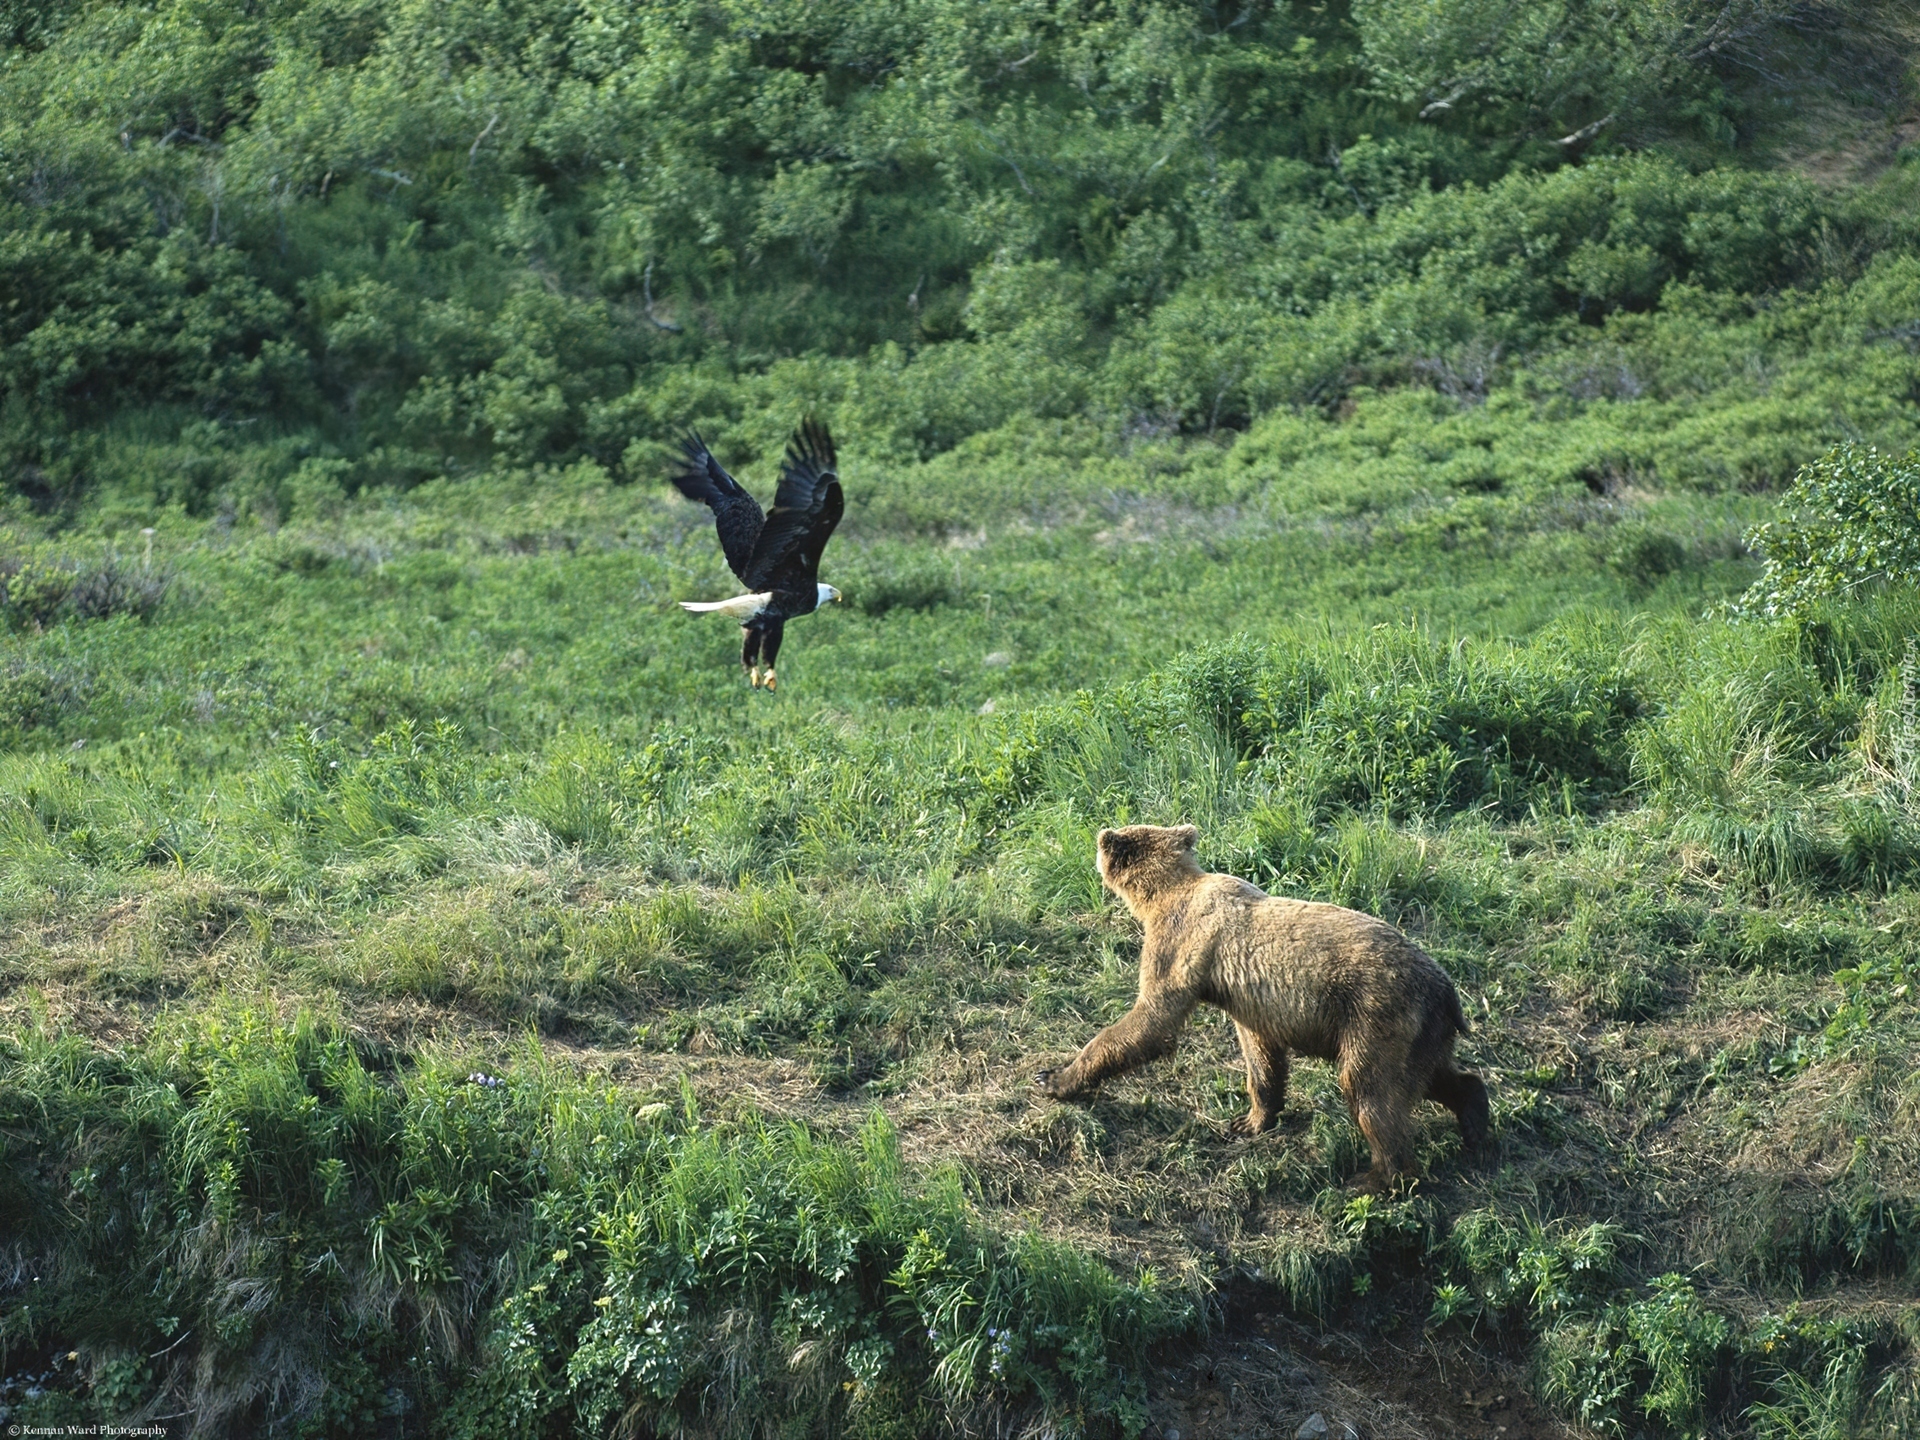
[1035,824,1489,1189]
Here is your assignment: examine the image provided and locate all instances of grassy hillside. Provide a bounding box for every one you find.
[4,2,1920,1438]
[6,439,1920,1438]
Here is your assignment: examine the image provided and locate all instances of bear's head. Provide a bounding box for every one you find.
[1096,823,1201,909]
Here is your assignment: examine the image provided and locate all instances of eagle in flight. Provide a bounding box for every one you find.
[669,420,843,690]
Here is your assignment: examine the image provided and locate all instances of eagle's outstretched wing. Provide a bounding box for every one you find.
[669,433,765,584]
[743,420,843,595]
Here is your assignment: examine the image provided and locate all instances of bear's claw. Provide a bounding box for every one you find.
[1034,1068,1074,1098]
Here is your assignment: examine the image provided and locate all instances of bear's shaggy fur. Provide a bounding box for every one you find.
[1035,823,1489,1189]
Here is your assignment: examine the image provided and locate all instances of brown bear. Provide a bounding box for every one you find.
[1035,823,1489,1189]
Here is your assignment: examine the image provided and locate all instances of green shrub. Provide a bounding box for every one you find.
[1435,1210,1626,1331]
[1741,446,1920,618]
[1541,1274,1734,1439]
[0,658,93,747]
[0,553,168,629]
[0,1015,1195,1436]
[1603,523,1690,590]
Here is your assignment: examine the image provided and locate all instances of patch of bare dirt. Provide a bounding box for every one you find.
[1141,1306,1571,1440]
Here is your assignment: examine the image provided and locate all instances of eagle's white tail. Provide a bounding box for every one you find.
[678,592,771,619]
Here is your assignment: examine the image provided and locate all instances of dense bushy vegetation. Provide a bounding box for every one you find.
[5,2,1920,1438]
[3,0,1919,519]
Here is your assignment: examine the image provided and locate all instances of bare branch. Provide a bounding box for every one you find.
[1327,142,1368,218]
[643,261,683,333]
[150,1328,195,1359]
[974,124,1035,196]
[468,111,500,169]
[1556,113,1615,147]
[1419,84,1474,121]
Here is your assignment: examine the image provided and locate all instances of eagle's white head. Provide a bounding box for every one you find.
[818,583,842,607]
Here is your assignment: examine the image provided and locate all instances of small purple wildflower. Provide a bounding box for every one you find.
[987,1328,1015,1380]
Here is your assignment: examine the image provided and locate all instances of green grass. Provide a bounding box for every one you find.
[4,413,1920,1436]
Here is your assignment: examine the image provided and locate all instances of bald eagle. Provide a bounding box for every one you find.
[669,420,844,690]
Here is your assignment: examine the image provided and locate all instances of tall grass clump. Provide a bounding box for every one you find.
[961,625,1642,878]
[1632,590,1920,893]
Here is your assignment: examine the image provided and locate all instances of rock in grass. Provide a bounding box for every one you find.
[1296,1414,1330,1440]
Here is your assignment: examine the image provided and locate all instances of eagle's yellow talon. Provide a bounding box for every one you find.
[763,669,778,691]
[748,667,762,688]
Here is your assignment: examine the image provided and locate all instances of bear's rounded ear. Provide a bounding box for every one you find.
[1175,824,1198,848]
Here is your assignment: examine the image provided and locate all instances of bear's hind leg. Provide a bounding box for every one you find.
[1427,1064,1491,1154]
[1342,1067,1415,1191]
[1229,1021,1288,1138]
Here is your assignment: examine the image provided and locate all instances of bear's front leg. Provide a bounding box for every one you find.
[1228,1021,1289,1138]
[1035,994,1197,1100]
[1032,1066,1082,1100]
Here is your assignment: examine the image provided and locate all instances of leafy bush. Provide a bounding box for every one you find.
[1431,1210,1626,1331]
[1540,1274,1734,1439]
[1603,523,1690,590]
[5,0,1916,508]
[0,554,168,629]
[1741,445,1920,618]
[0,658,92,747]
